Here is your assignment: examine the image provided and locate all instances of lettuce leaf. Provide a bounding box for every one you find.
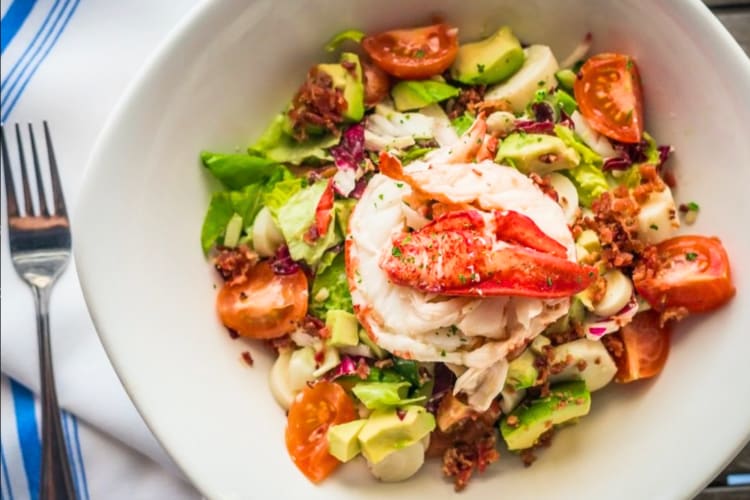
[325,29,365,52]
[564,162,609,207]
[276,181,343,266]
[262,177,306,218]
[554,124,602,166]
[200,151,287,190]
[451,113,474,136]
[333,199,357,234]
[310,252,352,318]
[200,184,265,253]
[250,113,339,165]
[351,381,427,410]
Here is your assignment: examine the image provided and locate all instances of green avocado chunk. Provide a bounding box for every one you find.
[315,52,365,122]
[450,26,525,85]
[326,310,360,348]
[500,380,591,450]
[391,80,460,111]
[507,349,539,390]
[555,69,577,93]
[358,406,435,464]
[328,419,367,462]
[496,132,580,174]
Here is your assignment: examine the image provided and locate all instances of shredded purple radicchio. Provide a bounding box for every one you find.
[270,245,301,275]
[558,110,575,129]
[348,174,370,200]
[604,138,674,172]
[513,119,555,135]
[426,363,457,414]
[531,102,555,123]
[330,123,365,196]
[326,355,370,381]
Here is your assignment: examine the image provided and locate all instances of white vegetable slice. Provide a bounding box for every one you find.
[570,111,617,158]
[251,207,284,257]
[549,339,617,391]
[636,186,680,244]
[420,104,459,147]
[500,386,526,414]
[593,270,634,318]
[486,111,516,136]
[288,347,317,393]
[269,349,295,410]
[484,45,559,113]
[547,172,579,224]
[367,438,426,482]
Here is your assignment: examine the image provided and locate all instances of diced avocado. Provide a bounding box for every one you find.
[555,69,577,92]
[359,329,387,359]
[496,133,580,174]
[507,349,539,390]
[326,310,359,348]
[391,80,459,111]
[315,52,364,122]
[544,296,587,335]
[569,297,586,325]
[450,26,525,85]
[500,380,591,450]
[576,229,601,253]
[328,419,367,462]
[358,406,435,464]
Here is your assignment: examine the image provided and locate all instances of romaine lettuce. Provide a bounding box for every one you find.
[250,113,339,165]
[310,252,352,318]
[554,124,602,166]
[351,381,427,410]
[564,162,609,207]
[200,151,287,190]
[200,184,265,253]
[277,181,343,266]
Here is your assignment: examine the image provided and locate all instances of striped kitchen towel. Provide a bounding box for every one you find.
[1,0,202,498]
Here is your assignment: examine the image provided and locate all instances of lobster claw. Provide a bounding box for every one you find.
[381,208,597,299]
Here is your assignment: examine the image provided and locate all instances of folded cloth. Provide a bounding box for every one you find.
[1,0,204,497]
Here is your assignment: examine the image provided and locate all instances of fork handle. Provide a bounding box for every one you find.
[33,285,78,500]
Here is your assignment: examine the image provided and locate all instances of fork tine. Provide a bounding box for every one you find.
[1,125,20,217]
[43,121,66,217]
[28,123,49,216]
[15,124,36,216]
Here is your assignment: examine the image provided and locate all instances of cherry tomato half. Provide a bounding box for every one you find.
[216,260,308,339]
[615,310,670,383]
[285,381,357,483]
[634,235,735,313]
[362,59,391,107]
[574,53,644,143]
[362,23,459,79]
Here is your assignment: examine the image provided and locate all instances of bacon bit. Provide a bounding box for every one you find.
[506,415,520,427]
[303,224,321,244]
[576,359,588,372]
[301,315,327,337]
[213,245,259,286]
[602,334,625,361]
[241,351,254,367]
[519,428,555,468]
[354,358,370,380]
[396,408,407,421]
[373,358,394,369]
[288,67,347,141]
[441,433,500,491]
[265,335,293,354]
[660,306,689,327]
[445,85,486,119]
[314,349,326,367]
[227,328,240,340]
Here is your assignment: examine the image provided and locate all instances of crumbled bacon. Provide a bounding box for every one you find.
[264,335,293,354]
[287,67,347,141]
[530,173,559,202]
[518,428,555,467]
[445,85,486,119]
[213,245,259,286]
[241,351,254,366]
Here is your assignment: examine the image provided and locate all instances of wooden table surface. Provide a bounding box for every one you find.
[697,1,749,498]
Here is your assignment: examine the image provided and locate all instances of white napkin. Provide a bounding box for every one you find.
[1,0,205,497]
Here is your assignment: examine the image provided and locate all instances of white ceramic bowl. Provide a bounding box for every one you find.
[75,0,750,498]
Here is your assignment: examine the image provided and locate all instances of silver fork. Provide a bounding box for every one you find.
[1,122,77,500]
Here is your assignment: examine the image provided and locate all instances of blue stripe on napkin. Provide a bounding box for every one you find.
[1,0,80,121]
[0,0,38,54]
[9,380,40,500]
[71,416,89,500]
[1,443,15,500]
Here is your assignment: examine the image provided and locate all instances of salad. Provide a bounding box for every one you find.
[199,22,736,491]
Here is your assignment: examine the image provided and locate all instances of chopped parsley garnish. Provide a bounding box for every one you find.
[396,182,404,188]
[546,277,553,287]
[626,59,633,70]
[476,63,485,73]
[458,274,467,284]
[440,349,446,357]
[414,49,425,59]
[686,252,698,261]
[391,246,402,257]
[650,224,659,230]
[688,201,700,211]
[378,193,384,200]
[538,80,545,86]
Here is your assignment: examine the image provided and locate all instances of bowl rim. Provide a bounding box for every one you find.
[74,0,750,497]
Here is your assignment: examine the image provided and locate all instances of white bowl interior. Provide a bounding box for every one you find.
[75,0,750,498]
